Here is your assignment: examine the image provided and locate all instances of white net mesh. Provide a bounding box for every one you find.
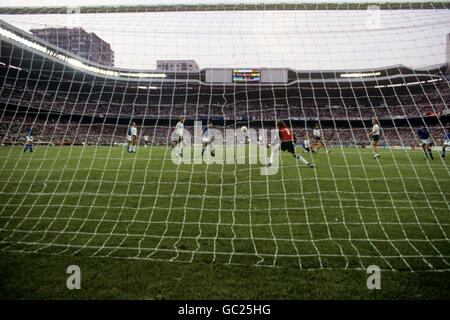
[0,2,449,271]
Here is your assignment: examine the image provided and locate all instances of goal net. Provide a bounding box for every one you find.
[0,1,449,271]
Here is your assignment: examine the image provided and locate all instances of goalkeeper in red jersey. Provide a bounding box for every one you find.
[267,120,314,167]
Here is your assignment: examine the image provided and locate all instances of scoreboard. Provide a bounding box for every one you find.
[232,69,261,83]
[205,68,287,84]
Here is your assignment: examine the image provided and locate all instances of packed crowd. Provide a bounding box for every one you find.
[1,82,449,121]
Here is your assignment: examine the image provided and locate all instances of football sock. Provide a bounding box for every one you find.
[269,149,277,164]
[295,154,309,165]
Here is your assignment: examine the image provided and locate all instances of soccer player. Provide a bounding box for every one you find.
[130,122,138,153]
[312,123,330,153]
[23,127,33,153]
[267,120,314,167]
[442,128,450,158]
[302,135,311,153]
[126,126,133,152]
[418,124,434,160]
[172,115,185,157]
[201,120,215,157]
[368,118,380,159]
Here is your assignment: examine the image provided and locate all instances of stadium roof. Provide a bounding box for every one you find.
[0,1,449,14]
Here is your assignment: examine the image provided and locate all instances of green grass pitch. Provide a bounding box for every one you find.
[0,145,449,299]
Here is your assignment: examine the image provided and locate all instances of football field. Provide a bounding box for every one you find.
[0,145,449,299]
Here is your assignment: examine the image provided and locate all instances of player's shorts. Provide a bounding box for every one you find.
[202,137,211,144]
[443,140,450,146]
[314,136,321,141]
[281,141,295,154]
[127,135,132,142]
[372,135,380,142]
[177,136,184,142]
[421,139,430,145]
[171,134,179,142]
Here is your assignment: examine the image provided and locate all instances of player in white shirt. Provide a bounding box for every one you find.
[312,123,330,153]
[129,122,138,153]
[143,135,149,148]
[171,115,185,157]
[302,135,311,153]
[368,118,380,158]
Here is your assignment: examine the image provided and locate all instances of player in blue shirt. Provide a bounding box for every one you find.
[417,125,433,160]
[23,127,33,153]
[442,127,450,158]
[201,120,215,157]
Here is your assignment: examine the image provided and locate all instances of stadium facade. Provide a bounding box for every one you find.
[0,20,446,92]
